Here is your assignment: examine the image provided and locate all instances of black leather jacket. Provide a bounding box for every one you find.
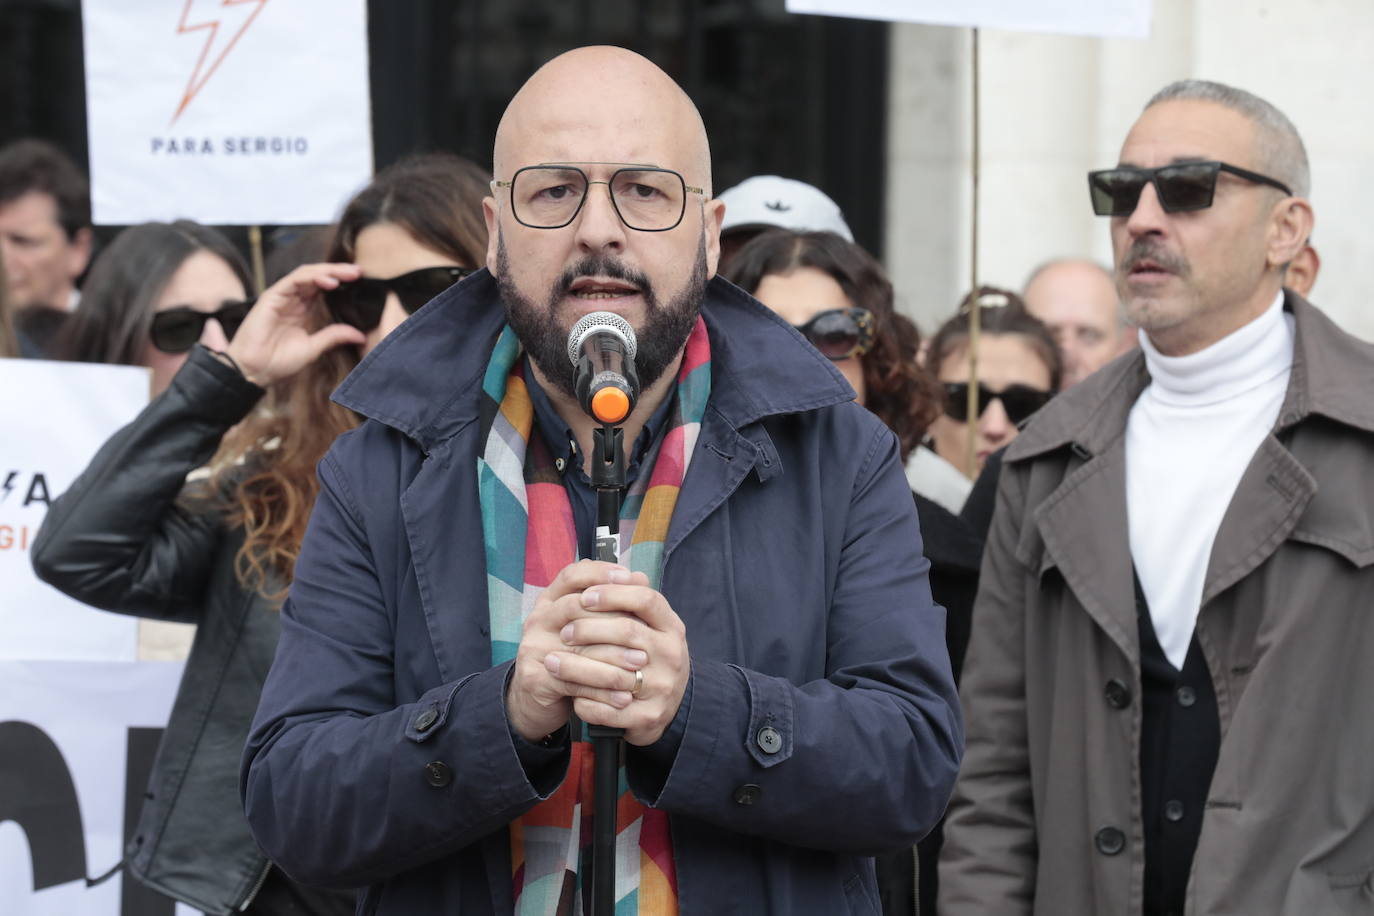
[32,347,290,914]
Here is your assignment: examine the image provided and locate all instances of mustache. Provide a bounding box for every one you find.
[555,255,655,305]
[1120,239,1189,275]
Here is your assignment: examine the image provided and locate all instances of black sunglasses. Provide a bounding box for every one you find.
[1088,160,1292,217]
[324,266,474,331]
[792,307,875,361]
[943,382,1053,425]
[150,300,253,353]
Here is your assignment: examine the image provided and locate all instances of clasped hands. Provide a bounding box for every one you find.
[507,560,690,747]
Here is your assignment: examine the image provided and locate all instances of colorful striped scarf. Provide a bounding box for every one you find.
[478,316,711,915]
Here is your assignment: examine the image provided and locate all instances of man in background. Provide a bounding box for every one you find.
[1023,257,1135,389]
[0,138,92,311]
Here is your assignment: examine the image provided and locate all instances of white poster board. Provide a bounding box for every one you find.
[0,660,195,916]
[83,0,373,225]
[0,359,150,662]
[784,0,1152,38]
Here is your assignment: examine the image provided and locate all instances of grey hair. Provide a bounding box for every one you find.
[1146,79,1310,198]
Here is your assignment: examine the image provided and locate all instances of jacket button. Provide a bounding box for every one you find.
[1094,826,1125,856]
[733,784,762,806]
[1164,800,1185,822]
[1175,686,1196,708]
[1104,679,1131,709]
[424,761,452,788]
[414,709,439,732]
[756,726,782,754]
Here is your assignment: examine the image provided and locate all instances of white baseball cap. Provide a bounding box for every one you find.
[718,175,853,242]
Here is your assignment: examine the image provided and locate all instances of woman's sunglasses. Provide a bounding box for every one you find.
[149,300,253,354]
[324,266,474,331]
[791,307,875,361]
[943,381,1053,425]
[1087,160,1292,217]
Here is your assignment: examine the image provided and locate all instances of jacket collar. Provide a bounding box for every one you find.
[332,270,856,451]
[1006,290,1374,464]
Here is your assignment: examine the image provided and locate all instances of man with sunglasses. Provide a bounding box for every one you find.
[942,80,1374,916]
[243,46,961,915]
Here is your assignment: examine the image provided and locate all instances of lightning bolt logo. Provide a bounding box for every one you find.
[1,472,16,503]
[172,0,271,125]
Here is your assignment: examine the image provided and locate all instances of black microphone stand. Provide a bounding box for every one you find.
[588,422,626,916]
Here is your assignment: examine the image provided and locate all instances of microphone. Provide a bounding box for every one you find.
[567,311,639,425]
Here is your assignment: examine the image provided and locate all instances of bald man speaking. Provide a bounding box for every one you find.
[242,47,960,915]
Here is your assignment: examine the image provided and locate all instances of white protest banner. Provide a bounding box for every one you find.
[784,0,1152,39]
[0,659,196,916]
[83,0,373,226]
[0,359,149,661]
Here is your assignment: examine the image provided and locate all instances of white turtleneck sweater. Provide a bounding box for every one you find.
[1126,292,1293,669]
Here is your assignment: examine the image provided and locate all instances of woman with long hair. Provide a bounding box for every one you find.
[723,228,983,916]
[32,153,491,915]
[55,219,253,395]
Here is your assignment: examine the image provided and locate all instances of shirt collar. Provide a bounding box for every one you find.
[524,356,676,480]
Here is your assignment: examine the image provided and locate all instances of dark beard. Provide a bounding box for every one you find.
[495,231,708,399]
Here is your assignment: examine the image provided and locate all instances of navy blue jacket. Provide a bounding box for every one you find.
[240,272,962,915]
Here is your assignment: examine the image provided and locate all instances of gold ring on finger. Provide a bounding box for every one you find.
[631,669,644,698]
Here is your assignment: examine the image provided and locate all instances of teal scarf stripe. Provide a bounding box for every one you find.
[482,326,523,401]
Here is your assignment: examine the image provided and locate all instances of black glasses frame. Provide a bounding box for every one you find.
[149,300,253,354]
[494,163,706,232]
[324,265,474,331]
[942,381,1053,425]
[1088,160,1293,217]
[791,307,875,361]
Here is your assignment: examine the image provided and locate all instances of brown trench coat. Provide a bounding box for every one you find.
[939,292,1374,915]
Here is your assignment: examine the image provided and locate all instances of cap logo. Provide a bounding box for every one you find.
[765,200,791,212]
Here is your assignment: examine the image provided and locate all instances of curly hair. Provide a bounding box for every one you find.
[926,286,1063,391]
[721,229,942,461]
[208,153,491,602]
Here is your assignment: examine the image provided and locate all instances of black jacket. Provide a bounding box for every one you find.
[30,347,345,915]
[877,494,983,915]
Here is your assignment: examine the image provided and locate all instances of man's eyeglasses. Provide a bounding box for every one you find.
[792,307,875,361]
[324,266,474,331]
[494,163,705,232]
[150,300,253,353]
[943,382,1052,425]
[1088,160,1292,217]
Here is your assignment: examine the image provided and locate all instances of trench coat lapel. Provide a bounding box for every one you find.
[1202,435,1316,605]
[1032,438,1139,663]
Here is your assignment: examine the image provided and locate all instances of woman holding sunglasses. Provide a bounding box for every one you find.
[925,287,1061,480]
[723,229,984,916]
[32,153,490,916]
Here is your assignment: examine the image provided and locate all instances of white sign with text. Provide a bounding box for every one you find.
[785,0,1152,38]
[0,660,194,916]
[0,359,149,661]
[83,0,373,225]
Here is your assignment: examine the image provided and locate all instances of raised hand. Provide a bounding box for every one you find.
[225,263,367,388]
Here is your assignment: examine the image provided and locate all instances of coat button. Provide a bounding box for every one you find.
[1175,686,1196,708]
[1164,800,1185,822]
[756,726,782,754]
[1094,826,1125,856]
[1104,679,1131,709]
[733,784,762,806]
[414,709,439,732]
[424,761,452,787]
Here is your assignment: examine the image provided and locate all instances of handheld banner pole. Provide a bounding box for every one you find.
[248,225,267,295]
[965,27,982,475]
